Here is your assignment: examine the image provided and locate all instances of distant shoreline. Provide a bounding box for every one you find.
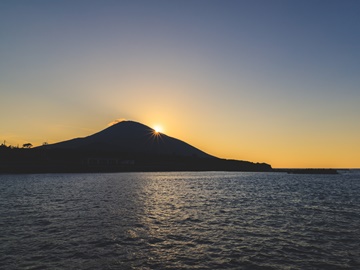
[0,168,340,175]
[274,168,339,174]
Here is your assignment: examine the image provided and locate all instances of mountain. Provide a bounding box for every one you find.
[1,120,272,173]
[47,121,213,158]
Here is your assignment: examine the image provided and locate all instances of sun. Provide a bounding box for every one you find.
[153,125,163,134]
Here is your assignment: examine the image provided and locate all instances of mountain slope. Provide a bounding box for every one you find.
[47,121,213,158]
[2,120,272,173]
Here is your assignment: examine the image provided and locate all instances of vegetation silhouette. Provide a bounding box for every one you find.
[22,143,33,148]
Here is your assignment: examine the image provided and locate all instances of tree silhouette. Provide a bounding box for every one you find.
[23,143,33,148]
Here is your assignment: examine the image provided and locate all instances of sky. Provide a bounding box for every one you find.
[1,0,359,168]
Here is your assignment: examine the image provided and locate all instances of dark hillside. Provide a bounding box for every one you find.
[0,121,272,173]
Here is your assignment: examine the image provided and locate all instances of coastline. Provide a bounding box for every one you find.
[274,168,339,175]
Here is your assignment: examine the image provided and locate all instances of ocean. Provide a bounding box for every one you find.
[0,171,359,269]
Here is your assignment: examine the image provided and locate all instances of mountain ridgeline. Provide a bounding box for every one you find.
[0,121,272,173]
[47,121,212,158]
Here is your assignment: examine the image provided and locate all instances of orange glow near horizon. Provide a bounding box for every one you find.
[1,2,360,169]
[1,117,360,169]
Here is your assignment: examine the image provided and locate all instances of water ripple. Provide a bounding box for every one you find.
[0,171,360,269]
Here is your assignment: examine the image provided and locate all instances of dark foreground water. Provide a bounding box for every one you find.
[0,171,359,269]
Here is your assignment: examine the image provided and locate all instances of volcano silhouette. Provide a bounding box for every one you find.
[1,120,272,173]
[47,120,212,158]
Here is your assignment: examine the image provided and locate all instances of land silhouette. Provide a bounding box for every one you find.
[0,120,272,173]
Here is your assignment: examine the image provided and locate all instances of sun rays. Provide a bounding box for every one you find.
[148,125,164,144]
[153,125,163,134]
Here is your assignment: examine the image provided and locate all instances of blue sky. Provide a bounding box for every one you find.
[1,0,359,167]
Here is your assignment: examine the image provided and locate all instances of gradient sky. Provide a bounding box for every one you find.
[1,0,359,168]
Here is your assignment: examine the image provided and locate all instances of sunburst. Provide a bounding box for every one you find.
[153,125,163,134]
[147,125,164,144]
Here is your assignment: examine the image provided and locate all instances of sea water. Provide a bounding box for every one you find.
[0,171,359,269]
